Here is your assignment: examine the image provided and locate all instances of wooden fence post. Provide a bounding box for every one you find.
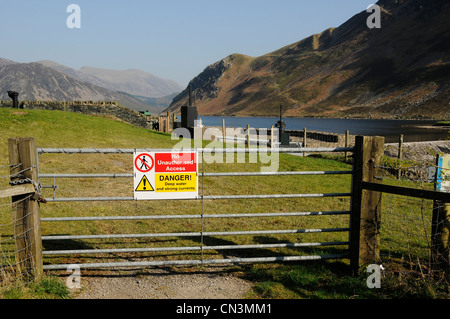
[350,136,384,273]
[166,112,171,133]
[345,130,349,163]
[246,124,250,148]
[158,116,163,132]
[397,134,403,179]
[431,202,450,272]
[222,119,226,147]
[8,137,43,279]
[303,128,307,156]
[270,125,274,148]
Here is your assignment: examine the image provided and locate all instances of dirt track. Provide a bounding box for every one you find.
[70,266,253,299]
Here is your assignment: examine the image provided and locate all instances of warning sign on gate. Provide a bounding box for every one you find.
[135,175,154,192]
[133,151,198,200]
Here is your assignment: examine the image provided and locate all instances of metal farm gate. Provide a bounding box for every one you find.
[5,136,448,281]
[35,145,355,271]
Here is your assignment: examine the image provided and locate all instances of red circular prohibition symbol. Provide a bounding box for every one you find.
[135,153,154,173]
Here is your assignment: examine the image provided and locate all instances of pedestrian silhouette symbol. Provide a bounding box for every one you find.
[140,156,148,170]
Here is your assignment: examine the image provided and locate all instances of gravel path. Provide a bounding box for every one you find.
[71,266,253,299]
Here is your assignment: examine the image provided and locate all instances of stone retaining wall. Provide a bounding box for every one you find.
[0,101,154,129]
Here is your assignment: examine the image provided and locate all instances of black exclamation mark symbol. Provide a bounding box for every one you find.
[143,178,147,190]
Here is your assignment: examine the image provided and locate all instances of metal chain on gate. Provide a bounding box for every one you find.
[9,178,46,203]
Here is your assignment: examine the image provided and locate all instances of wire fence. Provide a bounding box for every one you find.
[0,163,38,292]
[375,161,449,283]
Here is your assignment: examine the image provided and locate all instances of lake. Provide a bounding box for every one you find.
[199,116,448,143]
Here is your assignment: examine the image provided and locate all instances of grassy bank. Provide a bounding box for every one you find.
[0,107,448,299]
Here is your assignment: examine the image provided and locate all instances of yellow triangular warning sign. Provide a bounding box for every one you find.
[135,175,154,192]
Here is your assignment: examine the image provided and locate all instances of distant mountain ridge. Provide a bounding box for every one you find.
[0,58,183,113]
[0,62,154,112]
[37,60,183,98]
[168,0,450,119]
[0,58,17,67]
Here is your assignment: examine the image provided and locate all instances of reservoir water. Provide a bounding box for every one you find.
[200,116,448,143]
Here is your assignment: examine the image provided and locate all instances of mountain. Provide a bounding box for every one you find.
[0,62,154,111]
[0,58,17,67]
[134,92,180,110]
[37,60,183,99]
[167,0,450,119]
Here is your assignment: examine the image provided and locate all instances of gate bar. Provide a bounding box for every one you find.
[38,170,352,179]
[204,171,353,176]
[41,227,350,241]
[361,181,450,202]
[43,241,349,255]
[39,173,133,178]
[43,192,351,202]
[37,147,354,154]
[41,210,350,222]
[42,254,350,270]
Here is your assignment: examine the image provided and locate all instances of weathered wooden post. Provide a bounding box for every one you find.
[222,118,226,147]
[222,118,225,138]
[246,124,250,148]
[431,202,450,272]
[350,136,384,273]
[397,134,403,179]
[166,112,171,133]
[159,116,163,132]
[270,125,274,149]
[303,128,307,157]
[345,130,349,163]
[8,137,43,279]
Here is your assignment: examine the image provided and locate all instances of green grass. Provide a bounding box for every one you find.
[245,262,375,299]
[1,275,70,299]
[0,107,448,299]
[0,108,174,154]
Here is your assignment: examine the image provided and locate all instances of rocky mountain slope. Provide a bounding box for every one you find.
[38,60,182,98]
[0,58,17,67]
[0,62,152,111]
[167,0,450,119]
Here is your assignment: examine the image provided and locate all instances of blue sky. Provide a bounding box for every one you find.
[1,1,373,87]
